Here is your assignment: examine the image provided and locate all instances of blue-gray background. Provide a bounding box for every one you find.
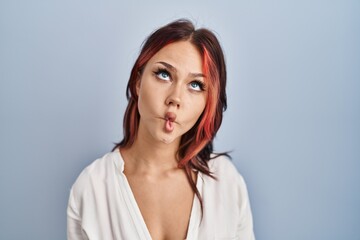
[1,0,359,239]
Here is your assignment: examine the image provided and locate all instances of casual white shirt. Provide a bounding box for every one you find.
[67,148,255,240]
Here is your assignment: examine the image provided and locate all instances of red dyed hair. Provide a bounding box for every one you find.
[112,19,228,212]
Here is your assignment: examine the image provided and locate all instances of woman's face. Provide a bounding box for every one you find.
[136,41,207,145]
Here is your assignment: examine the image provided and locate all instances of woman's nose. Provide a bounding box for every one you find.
[165,85,182,108]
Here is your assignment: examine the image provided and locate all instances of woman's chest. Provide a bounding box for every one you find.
[127,175,195,240]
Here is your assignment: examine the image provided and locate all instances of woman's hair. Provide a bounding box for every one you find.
[112,19,228,212]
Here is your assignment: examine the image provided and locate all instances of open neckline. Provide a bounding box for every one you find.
[113,148,201,240]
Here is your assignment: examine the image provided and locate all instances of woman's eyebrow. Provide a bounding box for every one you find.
[157,61,177,72]
[189,72,206,78]
[156,61,206,78]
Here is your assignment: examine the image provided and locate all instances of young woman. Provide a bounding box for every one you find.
[67,19,255,240]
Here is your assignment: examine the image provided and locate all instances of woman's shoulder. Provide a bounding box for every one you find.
[70,151,118,195]
[67,151,122,225]
[206,154,248,188]
[208,154,242,176]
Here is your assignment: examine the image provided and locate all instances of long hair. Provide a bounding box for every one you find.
[112,19,228,213]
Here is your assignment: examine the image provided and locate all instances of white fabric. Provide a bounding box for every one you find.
[67,149,255,240]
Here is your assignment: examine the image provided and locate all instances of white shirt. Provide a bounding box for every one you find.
[67,149,255,240]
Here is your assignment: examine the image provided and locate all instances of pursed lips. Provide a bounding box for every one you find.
[157,117,180,125]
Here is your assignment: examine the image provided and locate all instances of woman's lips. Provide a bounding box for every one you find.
[164,112,177,132]
[165,120,174,132]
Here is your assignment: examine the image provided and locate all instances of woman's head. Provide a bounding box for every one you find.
[117,19,227,168]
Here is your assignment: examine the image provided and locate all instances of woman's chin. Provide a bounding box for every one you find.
[157,131,181,144]
[160,136,176,144]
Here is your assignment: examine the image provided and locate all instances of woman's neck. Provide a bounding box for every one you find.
[120,128,181,176]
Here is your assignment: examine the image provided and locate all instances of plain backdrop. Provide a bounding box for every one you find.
[1,0,359,239]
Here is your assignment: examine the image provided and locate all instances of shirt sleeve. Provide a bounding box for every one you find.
[67,188,87,240]
[236,173,256,240]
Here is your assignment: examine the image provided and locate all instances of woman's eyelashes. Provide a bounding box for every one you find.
[154,68,171,81]
[189,80,205,92]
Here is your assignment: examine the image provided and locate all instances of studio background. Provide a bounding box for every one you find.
[1,1,359,239]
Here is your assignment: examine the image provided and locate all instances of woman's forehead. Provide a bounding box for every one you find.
[148,41,203,74]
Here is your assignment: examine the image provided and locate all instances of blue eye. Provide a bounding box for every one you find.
[154,69,171,81]
[189,81,205,91]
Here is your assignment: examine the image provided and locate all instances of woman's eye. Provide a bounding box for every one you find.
[189,81,205,91]
[155,70,171,81]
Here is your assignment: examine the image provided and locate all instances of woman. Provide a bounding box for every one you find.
[67,19,255,240]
